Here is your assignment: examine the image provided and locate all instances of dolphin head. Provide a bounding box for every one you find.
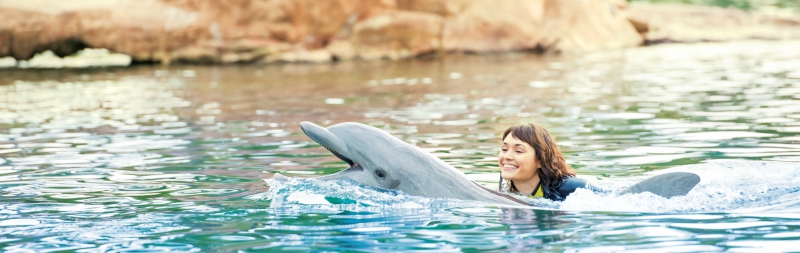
[300,121,409,190]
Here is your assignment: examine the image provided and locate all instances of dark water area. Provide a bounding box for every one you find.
[2,40,800,252]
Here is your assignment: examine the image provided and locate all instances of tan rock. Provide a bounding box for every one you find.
[0,8,66,59]
[350,10,443,60]
[2,0,798,65]
[170,45,218,64]
[163,0,357,48]
[264,49,332,63]
[396,0,474,16]
[0,0,211,62]
[326,39,357,61]
[0,0,362,63]
[401,0,642,54]
[442,0,545,53]
[538,0,643,52]
[625,3,800,43]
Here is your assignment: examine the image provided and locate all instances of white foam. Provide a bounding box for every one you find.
[286,192,330,205]
[268,160,800,214]
[267,176,477,215]
[561,160,800,213]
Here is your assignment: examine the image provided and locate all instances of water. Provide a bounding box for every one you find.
[2,40,800,252]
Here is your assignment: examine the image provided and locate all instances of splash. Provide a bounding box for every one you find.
[561,160,800,213]
[268,160,800,214]
[266,175,484,216]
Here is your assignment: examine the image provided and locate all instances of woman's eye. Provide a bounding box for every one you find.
[516,150,523,153]
[501,148,508,152]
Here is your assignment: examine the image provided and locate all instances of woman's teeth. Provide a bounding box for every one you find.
[503,164,518,169]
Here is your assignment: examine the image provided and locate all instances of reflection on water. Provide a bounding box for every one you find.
[2,40,800,251]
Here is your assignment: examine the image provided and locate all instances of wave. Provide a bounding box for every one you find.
[563,160,800,213]
[267,160,800,214]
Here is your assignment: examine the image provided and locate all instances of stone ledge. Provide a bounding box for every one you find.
[626,3,800,43]
[0,0,797,65]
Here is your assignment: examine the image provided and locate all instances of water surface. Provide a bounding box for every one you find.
[2,40,800,252]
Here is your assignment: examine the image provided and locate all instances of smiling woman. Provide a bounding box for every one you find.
[499,123,593,201]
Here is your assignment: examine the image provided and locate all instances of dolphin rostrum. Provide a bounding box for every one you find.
[294,121,700,206]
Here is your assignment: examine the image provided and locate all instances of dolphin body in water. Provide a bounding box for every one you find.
[286,121,700,207]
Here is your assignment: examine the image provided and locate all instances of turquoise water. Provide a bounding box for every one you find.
[2,40,800,252]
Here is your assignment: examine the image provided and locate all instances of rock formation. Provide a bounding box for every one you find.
[626,3,800,43]
[0,0,798,65]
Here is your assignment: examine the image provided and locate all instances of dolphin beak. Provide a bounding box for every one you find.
[300,121,353,166]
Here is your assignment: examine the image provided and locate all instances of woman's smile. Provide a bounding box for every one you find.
[502,163,519,170]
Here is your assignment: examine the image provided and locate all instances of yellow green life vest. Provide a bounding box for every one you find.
[530,182,544,198]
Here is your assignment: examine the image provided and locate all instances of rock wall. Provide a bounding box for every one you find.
[0,0,798,64]
[625,3,800,43]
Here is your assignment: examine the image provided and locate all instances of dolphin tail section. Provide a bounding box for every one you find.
[622,172,700,198]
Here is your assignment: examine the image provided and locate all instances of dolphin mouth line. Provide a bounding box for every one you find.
[306,136,364,176]
[311,139,355,165]
[300,126,359,170]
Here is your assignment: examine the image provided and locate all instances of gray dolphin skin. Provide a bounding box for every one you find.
[296,121,700,206]
[622,172,700,197]
[299,121,529,206]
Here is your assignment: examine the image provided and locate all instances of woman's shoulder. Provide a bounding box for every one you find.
[545,176,594,201]
[554,176,589,193]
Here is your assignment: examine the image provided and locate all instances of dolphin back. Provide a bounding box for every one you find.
[622,172,700,198]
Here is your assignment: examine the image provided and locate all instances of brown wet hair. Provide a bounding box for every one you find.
[502,123,575,193]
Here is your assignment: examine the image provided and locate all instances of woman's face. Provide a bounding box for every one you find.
[499,133,540,182]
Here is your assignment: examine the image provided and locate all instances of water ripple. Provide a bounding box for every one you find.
[3,40,800,251]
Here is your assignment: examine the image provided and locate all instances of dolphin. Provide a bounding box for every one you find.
[292,121,700,206]
[297,121,528,206]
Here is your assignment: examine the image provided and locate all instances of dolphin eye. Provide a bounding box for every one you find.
[375,170,385,178]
